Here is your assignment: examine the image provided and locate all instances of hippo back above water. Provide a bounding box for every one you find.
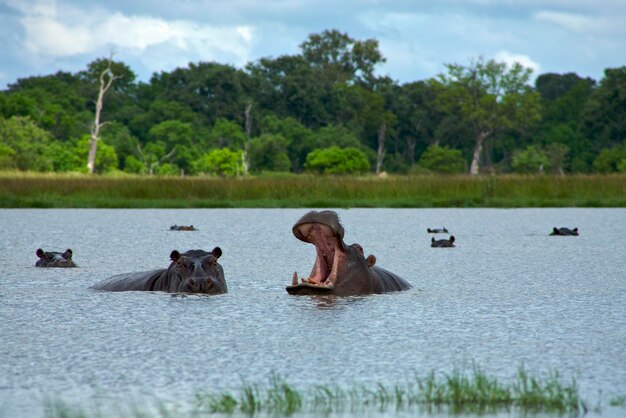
[90,248,226,294]
[36,248,77,267]
[550,227,579,236]
[286,210,412,296]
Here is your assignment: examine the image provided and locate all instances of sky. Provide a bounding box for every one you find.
[0,0,625,89]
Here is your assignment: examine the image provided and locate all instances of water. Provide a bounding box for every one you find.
[0,208,625,417]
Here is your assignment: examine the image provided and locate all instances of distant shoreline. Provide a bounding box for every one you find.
[1,172,625,208]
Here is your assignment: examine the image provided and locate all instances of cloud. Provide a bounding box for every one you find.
[533,11,596,33]
[494,51,540,74]
[13,0,255,67]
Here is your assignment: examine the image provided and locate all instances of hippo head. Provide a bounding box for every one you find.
[35,248,77,267]
[169,247,226,294]
[287,210,377,296]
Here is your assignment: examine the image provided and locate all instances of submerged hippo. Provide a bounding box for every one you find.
[286,210,411,296]
[550,227,579,236]
[431,236,455,248]
[90,248,226,294]
[427,227,449,233]
[35,248,77,267]
[170,225,197,231]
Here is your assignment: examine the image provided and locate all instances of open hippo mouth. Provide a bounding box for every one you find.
[289,210,347,293]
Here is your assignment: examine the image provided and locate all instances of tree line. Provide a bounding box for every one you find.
[1,29,625,176]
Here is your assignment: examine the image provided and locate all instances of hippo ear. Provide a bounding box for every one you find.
[36,248,45,258]
[170,250,181,261]
[211,247,222,259]
[367,254,376,267]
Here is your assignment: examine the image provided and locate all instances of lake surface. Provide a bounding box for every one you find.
[0,208,625,417]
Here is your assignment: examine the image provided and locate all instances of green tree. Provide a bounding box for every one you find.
[248,134,291,172]
[137,140,177,175]
[152,62,250,127]
[147,120,197,174]
[193,148,242,176]
[391,80,442,166]
[300,29,385,86]
[582,66,626,153]
[259,115,313,172]
[0,116,55,171]
[247,54,332,128]
[592,141,626,173]
[73,135,118,173]
[0,143,16,169]
[434,57,541,174]
[417,144,466,173]
[305,146,370,174]
[511,145,549,174]
[208,118,246,149]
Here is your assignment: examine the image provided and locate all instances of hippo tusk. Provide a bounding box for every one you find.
[292,271,298,285]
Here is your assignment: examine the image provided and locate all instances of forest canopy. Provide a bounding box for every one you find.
[1,29,625,176]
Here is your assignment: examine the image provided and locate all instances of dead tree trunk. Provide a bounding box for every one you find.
[88,55,117,174]
[243,103,252,176]
[406,136,416,166]
[469,131,489,175]
[376,122,386,175]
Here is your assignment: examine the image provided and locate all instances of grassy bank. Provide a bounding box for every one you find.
[1,172,625,208]
[44,367,590,417]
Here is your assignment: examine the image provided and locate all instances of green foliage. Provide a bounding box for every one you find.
[544,143,569,174]
[0,36,622,176]
[305,146,370,174]
[208,118,246,149]
[582,66,626,152]
[0,143,16,169]
[73,136,118,173]
[512,145,550,174]
[100,122,140,170]
[249,134,291,173]
[417,144,466,173]
[592,141,626,173]
[123,155,146,174]
[147,120,197,172]
[435,57,541,173]
[0,116,55,171]
[193,148,242,176]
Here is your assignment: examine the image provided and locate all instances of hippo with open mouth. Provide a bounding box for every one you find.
[35,248,77,267]
[90,248,226,294]
[286,210,412,296]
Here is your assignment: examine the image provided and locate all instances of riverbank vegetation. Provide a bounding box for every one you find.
[1,30,625,179]
[1,172,624,208]
[44,367,591,417]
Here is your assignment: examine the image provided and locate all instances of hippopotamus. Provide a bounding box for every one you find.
[170,225,197,231]
[90,248,226,294]
[550,227,579,236]
[427,227,449,233]
[431,236,455,247]
[286,210,412,296]
[35,248,77,267]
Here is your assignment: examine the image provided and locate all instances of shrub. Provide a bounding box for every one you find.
[305,146,370,174]
[512,145,550,173]
[193,148,242,176]
[417,144,466,174]
[592,141,626,173]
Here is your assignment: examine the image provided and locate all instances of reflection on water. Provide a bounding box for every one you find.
[0,208,625,417]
